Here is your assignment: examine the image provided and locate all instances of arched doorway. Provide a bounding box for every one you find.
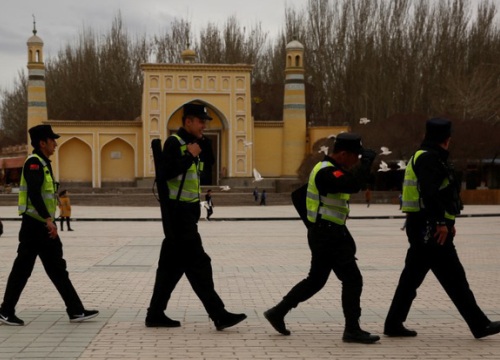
[58,138,92,186]
[100,138,135,187]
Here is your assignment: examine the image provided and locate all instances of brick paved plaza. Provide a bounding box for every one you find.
[0,204,499,359]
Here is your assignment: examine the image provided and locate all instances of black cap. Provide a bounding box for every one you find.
[333,133,363,154]
[29,124,60,144]
[183,103,212,120]
[425,118,452,143]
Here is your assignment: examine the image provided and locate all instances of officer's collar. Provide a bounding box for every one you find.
[420,140,449,160]
[324,155,346,171]
[33,149,52,163]
[177,127,198,143]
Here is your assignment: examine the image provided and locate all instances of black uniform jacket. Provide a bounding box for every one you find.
[315,156,366,195]
[412,140,454,225]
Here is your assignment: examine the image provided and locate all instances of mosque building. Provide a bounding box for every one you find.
[2,26,348,190]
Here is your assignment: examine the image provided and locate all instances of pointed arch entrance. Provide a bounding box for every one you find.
[166,101,229,185]
[100,138,135,187]
[58,138,92,186]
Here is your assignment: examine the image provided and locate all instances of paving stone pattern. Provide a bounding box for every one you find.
[0,205,499,359]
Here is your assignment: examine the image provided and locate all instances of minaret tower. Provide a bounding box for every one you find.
[282,39,307,177]
[27,16,48,133]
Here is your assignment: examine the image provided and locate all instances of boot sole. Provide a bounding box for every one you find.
[342,336,380,344]
[215,314,247,331]
[69,313,99,323]
[145,322,181,328]
[263,310,291,335]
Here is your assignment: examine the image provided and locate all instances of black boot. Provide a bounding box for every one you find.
[263,300,292,335]
[384,322,418,337]
[343,320,380,344]
[213,311,247,331]
[145,313,181,328]
[473,321,500,339]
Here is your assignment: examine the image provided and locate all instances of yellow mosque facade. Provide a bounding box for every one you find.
[22,28,347,189]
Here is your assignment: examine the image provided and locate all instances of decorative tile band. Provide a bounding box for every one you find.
[285,84,305,90]
[28,101,47,107]
[284,104,306,110]
[286,74,304,80]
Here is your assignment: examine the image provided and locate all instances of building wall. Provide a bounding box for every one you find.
[141,64,254,183]
[101,139,135,184]
[24,32,350,188]
[49,121,143,188]
[58,138,92,184]
[254,121,284,177]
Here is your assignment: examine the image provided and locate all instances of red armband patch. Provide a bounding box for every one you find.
[29,164,40,170]
[333,170,344,178]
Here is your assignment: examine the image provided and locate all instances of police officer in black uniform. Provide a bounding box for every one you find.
[264,133,380,344]
[384,118,500,339]
[146,103,247,330]
[0,125,98,326]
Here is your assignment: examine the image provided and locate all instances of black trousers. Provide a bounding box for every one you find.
[60,217,72,230]
[385,221,490,335]
[1,216,84,315]
[148,212,225,319]
[283,223,363,324]
[206,207,213,219]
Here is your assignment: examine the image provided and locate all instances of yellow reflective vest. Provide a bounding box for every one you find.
[401,150,426,212]
[18,154,57,222]
[167,134,203,203]
[306,160,350,225]
[402,150,455,220]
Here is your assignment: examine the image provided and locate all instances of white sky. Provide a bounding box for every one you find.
[0,0,306,91]
[1,0,500,92]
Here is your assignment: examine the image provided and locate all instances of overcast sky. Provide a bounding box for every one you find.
[1,0,500,93]
[0,0,306,91]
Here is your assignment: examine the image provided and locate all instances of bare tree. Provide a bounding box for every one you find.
[154,18,192,63]
[0,72,27,144]
[46,13,149,120]
[1,2,499,176]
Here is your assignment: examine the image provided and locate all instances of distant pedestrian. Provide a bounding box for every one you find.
[253,187,259,202]
[260,189,267,206]
[205,189,214,221]
[365,188,372,208]
[58,190,73,231]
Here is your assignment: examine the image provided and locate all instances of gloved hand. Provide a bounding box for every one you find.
[360,149,377,166]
